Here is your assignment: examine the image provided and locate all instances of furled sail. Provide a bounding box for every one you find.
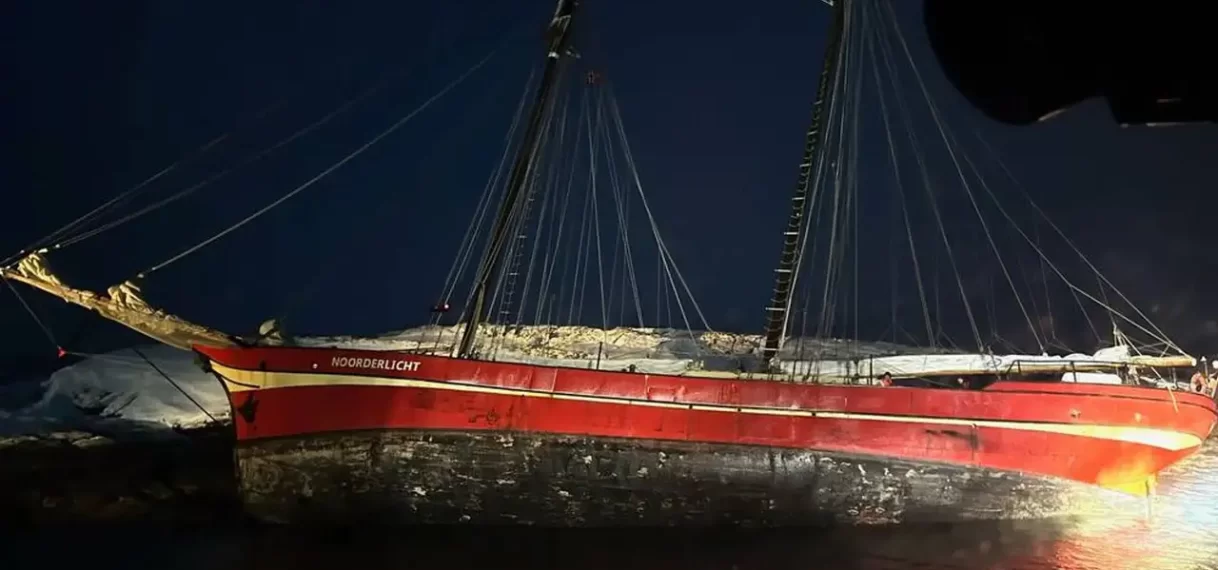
[0,251,235,351]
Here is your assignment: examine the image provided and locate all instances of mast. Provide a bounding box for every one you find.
[457,0,579,359]
[760,0,847,364]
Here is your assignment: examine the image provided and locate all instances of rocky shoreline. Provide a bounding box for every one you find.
[0,425,243,525]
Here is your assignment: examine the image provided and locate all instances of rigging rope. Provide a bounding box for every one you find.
[791,0,852,351]
[4,143,220,269]
[53,68,406,251]
[8,21,497,267]
[586,105,610,331]
[441,69,712,357]
[490,76,570,331]
[971,132,1179,352]
[484,104,562,336]
[607,90,712,333]
[0,96,301,269]
[269,56,525,336]
[434,69,537,321]
[951,141,1182,351]
[870,1,982,351]
[514,88,577,328]
[817,0,873,349]
[129,346,219,425]
[3,276,60,353]
[845,5,867,348]
[865,29,935,346]
[908,69,1047,353]
[608,147,644,328]
[860,0,1182,356]
[138,46,501,278]
[532,91,585,325]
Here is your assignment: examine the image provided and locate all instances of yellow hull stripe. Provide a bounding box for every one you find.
[211,363,1204,451]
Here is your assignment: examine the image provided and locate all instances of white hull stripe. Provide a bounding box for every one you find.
[211,363,1203,451]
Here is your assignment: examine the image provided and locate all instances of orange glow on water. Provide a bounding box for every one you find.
[1096,454,1158,496]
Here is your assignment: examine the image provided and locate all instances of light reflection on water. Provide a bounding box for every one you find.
[9,441,1218,570]
[1042,438,1218,570]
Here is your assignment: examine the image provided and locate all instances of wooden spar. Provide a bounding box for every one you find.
[1130,354,1197,368]
[457,0,579,359]
[761,0,848,363]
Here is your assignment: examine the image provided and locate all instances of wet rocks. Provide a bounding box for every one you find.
[0,424,240,525]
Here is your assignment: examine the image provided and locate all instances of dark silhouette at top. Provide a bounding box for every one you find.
[923,1,1216,127]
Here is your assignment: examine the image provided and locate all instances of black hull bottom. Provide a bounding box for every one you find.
[236,429,1123,526]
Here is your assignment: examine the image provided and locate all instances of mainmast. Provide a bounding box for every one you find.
[760,0,847,363]
[457,0,579,359]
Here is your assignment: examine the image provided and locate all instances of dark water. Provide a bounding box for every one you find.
[6,441,1218,570]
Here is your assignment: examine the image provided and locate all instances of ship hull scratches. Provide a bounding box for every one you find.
[197,344,1216,526]
[234,428,1124,526]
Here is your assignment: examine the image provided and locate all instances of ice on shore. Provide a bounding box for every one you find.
[0,344,228,439]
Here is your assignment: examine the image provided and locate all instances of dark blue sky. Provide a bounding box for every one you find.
[3,0,1218,378]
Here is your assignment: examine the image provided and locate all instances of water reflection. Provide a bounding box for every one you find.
[1043,437,1218,569]
[11,440,1218,570]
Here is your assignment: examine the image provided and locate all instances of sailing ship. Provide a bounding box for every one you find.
[3,0,1215,525]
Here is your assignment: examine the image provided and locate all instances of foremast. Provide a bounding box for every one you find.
[457,0,579,358]
[760,0,848,364]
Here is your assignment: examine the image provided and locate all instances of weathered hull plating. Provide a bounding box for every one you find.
[195,344,1217,526]
[236,430,1115,526]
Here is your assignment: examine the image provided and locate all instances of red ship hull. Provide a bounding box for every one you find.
[195,344,1217,526]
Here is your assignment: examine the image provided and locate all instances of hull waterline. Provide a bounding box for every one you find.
[196,344,1218,526]
[236,429,1120,526]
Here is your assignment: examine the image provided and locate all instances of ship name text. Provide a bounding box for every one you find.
[331,356,421,372]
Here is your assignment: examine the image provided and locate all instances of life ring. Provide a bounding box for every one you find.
[1191,372,1206,393]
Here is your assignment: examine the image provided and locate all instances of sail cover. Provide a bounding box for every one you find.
[777,345,1195,381]
[0,251,235,351]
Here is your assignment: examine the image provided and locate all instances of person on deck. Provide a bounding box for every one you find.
[878,372,893,387]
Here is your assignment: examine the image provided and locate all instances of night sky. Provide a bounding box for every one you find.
[3,0,1217,380]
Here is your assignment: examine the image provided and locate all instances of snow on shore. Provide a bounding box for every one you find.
[0,344,227,439]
